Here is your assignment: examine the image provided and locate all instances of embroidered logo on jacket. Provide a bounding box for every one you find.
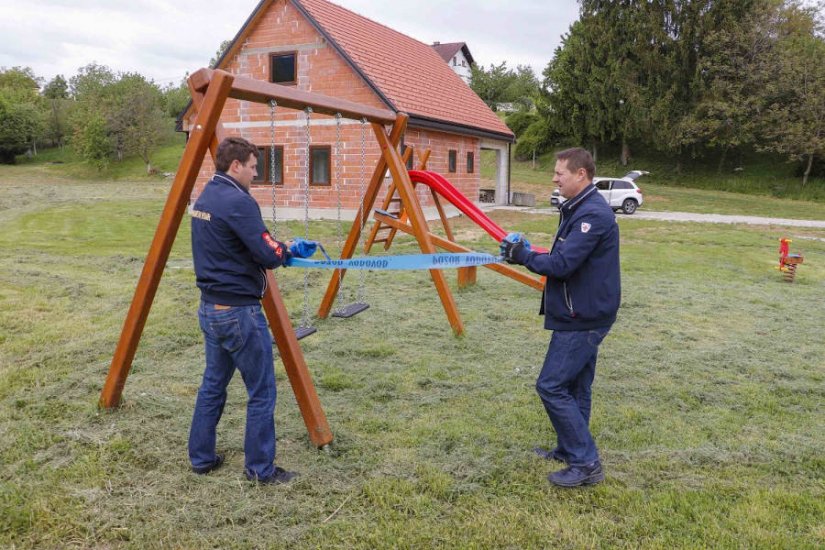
[190,209,211,221]
[262,232,283,257]
[581,222,591,233]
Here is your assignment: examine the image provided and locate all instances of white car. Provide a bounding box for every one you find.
[550,170,647,214]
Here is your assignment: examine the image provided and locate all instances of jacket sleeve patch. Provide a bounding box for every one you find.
[581,222,591,233]
[262,232,284,258]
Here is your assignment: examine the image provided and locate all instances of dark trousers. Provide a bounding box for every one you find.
[189,301,277,480]
[536,327,610,466]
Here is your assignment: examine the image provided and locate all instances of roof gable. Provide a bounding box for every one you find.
[432,42,475,66]
[197,0,512,140]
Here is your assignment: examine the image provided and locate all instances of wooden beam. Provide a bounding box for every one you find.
[374,125,464,335]
[317,115,408,319]
[262,273,332,447]
[374,212,545,291]
[99,71,235,408]
[190,68,396,123]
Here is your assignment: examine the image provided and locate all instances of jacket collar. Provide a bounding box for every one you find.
[212,172,250,195]
[560,183,597,214]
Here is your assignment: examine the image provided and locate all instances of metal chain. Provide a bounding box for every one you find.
[333,113,349,313]
[269,100,279,240]
[356,117,368,303]
[298,107,313,328]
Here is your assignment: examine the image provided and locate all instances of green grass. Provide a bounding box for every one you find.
[1,169,824,548]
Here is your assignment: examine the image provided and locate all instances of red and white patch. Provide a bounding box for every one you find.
[581,222,591,233]
[262,232,283,257]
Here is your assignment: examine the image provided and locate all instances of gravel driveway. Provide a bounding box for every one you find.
[491,206,825,229]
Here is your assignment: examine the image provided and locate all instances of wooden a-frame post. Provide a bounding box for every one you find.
[97,68,418,448]
[317,115,465,335]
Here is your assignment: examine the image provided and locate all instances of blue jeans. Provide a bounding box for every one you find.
[189,301,277,479]
[536,327,610,466]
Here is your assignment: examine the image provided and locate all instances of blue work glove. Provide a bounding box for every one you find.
[500,232,531,265]
[289,238,318,259]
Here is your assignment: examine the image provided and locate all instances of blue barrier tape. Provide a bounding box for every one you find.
[286,252,502,270]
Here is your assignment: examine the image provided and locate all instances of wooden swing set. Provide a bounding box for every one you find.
[99,68,514,447]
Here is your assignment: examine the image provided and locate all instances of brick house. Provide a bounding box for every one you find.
[180,0,514,218]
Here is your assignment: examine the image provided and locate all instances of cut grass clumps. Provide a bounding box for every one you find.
[0,172,823,548]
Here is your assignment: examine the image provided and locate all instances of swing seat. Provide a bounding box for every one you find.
[332,302,370,318]
[295,325,317,340]
[373,208,398,219]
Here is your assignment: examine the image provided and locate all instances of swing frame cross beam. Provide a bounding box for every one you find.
[99,69,398,448]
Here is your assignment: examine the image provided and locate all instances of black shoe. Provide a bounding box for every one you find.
[251,466,299,485]
[192,453,225,475]
[548,461,604,487]
[533,446,568,464]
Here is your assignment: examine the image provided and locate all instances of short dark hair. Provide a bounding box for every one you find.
[556,147,595,181]
[215,137,258,172]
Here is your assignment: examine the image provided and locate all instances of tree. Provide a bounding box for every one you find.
[0,66,42,102]
[162,77,191,118]
[116,74,168,173]
[758,2,825,186]
[43,75,71,147]
[43,75,68,100]
[74,112,111,170]
[0,66,45,161]
[470,62,540,111]
[0,95,43,163]
[69,63,115,99]
[209,40,233,68]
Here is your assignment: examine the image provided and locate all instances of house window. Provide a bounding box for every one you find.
[452,56,457,66]
[252,146,284,185]
[270,52,297,85]
[448,149,457,173]
[466,152,474,173]
[310,145,331,185]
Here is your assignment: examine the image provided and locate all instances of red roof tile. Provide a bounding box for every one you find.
[295,0,512,140]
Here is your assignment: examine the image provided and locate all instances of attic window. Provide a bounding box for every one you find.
[452,56,457,66]
[270,52,297,85]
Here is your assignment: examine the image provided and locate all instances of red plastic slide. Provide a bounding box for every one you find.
[408,170,548,253]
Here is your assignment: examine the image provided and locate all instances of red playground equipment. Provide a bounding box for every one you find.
[778,238,804,282]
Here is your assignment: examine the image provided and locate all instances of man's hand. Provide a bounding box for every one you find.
[500,232,531,265]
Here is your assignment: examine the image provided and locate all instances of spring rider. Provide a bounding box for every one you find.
[778,238,803,282]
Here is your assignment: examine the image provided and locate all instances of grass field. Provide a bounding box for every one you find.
[1,163,824,548]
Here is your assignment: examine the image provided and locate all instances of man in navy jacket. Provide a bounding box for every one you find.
[188,136,297,485]
[502,147,620,487]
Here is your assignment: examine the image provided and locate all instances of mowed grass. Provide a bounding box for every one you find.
[0,175,824,548]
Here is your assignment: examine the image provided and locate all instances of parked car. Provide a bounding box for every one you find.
[550,170,648,214]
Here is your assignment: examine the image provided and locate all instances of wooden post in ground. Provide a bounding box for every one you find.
[373,123,464,335]
[100,69,333,447]
[317,116,407,319]
[99,71,235,409]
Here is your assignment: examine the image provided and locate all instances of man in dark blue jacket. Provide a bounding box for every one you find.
[188,136,297,485]
[502,147,620,487]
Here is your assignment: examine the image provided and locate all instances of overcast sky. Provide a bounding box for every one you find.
[1,0,580,86]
